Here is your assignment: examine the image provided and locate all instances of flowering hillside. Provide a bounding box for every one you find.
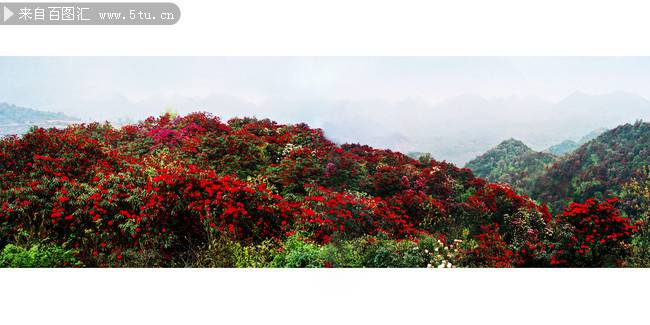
[0,113,640,267]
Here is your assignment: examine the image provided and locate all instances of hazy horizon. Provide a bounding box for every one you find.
[3,57,650,164]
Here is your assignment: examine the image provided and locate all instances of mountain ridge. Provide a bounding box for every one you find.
[0,102,79,136]
[464,138,556,194]
[532,120,650,212]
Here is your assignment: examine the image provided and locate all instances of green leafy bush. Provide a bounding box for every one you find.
[271,234,324,268]
[0,243,82,267]
[320,234,465,268]
[353,237,424,268]
[621,167,650,266]
[232,239,280,268]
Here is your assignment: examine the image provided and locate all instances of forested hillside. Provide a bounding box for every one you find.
[531,121,650,213]
[464,139,557,194]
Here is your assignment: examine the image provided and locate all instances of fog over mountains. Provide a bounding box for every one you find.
[5,57,650,164]
[0,102,79,136]
[326,91,650,164]
[40,91,645,165]
[3,91,650,164]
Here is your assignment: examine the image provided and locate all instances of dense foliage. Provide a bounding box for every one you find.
[552,198,637,266]
[0,112,642,267]
[464,139,557,194]
[621,167,650,266]
[466,124,648,215]
[0,243,81,267]
[532,121,650,212]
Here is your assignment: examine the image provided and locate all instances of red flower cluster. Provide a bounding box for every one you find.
[468,224,515,267]
[297,185,419,243]
[551,197,637,266]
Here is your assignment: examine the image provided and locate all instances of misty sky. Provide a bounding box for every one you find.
[3,57,650,116]
[3,57,650,164]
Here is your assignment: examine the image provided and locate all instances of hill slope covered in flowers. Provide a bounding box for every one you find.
[0,113,641,267]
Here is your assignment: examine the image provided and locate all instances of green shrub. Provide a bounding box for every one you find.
[417,234,467,268]
[621,167,650,267]
[232,239,280,268]
[271,234,324,268]
[180,235,238,267]
[320,240,365,267]
[320,235,424,268]
[321,234,468,268]
[0,243,82,268]
[180,235,281,268]
[357,237,424,268]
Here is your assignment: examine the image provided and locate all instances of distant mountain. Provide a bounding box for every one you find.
[546,128,608,156]
[547,140,579,156]
[386,92,650,164]
[44,91,650,165]
[407,151,432,164]
[2,91,648,166]
[578,127,608,144]
[554,92,650,125]
[0,103,79,136]
[531,121,650,212]
[464,138,557,194]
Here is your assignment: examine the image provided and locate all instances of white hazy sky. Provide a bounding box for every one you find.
[3,57,650,117]
[3,57,650,164]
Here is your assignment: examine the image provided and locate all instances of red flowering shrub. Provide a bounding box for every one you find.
[270,146,327,194]
[368,165,414,196]
[297,186,418,243]
[502,208,555,267]
[140,163,298,245]
[198,128,269,178]
[1,112,608,267]
[465,224,515,267]
[551,197,637,267]
[386,189,447,233]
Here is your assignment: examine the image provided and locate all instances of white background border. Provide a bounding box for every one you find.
[1,0,650,55]
[0,268,647,324]
[2,0,650,324]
